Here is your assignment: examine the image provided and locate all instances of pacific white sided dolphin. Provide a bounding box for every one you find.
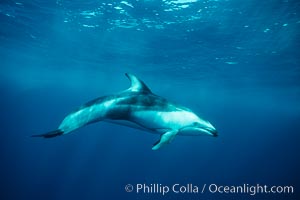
[33,73,217,150]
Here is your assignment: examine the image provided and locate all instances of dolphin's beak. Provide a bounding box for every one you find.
[210,128,218,137]
[203,127,218,137]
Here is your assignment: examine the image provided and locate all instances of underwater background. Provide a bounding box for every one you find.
[1,0,299,199]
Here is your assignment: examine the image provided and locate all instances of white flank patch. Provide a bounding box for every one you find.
[132,110,199,130]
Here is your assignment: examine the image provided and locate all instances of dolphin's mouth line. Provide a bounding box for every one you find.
[198,127,218,137]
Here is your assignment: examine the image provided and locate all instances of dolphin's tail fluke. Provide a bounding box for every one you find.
[32,129,64,138]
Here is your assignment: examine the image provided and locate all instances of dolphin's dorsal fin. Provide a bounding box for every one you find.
[125,73,152,93]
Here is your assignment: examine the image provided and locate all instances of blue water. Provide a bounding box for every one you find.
[1,0,299,199]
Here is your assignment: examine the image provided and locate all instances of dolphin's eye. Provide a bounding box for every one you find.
[193,122,199,126]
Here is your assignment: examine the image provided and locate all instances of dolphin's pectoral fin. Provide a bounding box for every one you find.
[32,129,64,138]
[152,130,178,150]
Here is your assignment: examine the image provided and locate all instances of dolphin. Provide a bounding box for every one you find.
[33,73,217,150]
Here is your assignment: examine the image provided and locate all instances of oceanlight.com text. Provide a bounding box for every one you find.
[208,183,294,196]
